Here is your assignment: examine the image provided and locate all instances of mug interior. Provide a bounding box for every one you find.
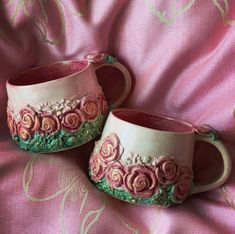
[113,109,193,133]
[8,60,88,86]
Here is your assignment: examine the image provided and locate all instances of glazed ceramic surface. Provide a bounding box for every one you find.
[6,53,132,153]
[89,109,232,207]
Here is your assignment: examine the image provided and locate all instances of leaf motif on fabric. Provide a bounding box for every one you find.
[58,167,88,202]
[80,185,88,214]
[212,0,235,25]
[116,213,140,234]
[58,0,90,17]
[22,157,72,202]
[219,186,235,210]
[7,0,89,45]
[80,204,105,234]
[22,157,92,234]
[145,0,196,25]
[59,167,79,189]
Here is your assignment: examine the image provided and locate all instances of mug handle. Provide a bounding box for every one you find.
[191,134,232,195]
[86,53,132,109]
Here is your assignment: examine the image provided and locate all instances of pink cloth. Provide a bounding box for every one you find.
[0,1,235,233]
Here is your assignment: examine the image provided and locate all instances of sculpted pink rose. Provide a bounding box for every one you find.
[84,52,105,65]
[17,123,32,140]
[41,115,60,134]
[61,110,85,132]
[124,165,158,198]
[97,93,108,115]
[174,166,193,201]
[19,106,41,132]
[106,162,126,188]
[99,133,123,166]
[80,95,100,121]
[89,153,105,182]
[155,156,180,185]
[7,112,17,136]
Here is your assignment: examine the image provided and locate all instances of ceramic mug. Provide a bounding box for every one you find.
[89,108,232,207]
[6,53,132,153]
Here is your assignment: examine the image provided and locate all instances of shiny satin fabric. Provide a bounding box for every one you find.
[0,1,235,234]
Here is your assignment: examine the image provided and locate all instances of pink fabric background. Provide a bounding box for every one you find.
[0,1,235,233]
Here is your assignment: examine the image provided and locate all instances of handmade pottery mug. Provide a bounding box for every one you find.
[6,53,132,153]
[89,109,232,207]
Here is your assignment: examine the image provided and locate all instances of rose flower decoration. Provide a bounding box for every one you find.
[16,106,41,140]
[7,112,17,136]
[97,93,108,115]
[89,153,105,182]
[41,115,60,134]
[84,52,105,65]
[173,166,193,201]
[124,165,158,198]
[80,95,100,121]
[106,162,126,188]
[98,133,123,167]
[19,106,41,132]
[17,124,32,140]
[61,109,85,132]
[155,156,180,185]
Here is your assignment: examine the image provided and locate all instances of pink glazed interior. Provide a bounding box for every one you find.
[8,60,88,86]
[113,109,193,133]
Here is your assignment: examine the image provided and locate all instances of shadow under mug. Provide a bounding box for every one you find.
[6,53,132,153]
[89,108,232,207]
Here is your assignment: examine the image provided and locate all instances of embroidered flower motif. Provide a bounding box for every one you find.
[17,123,32,140]
[61,110,85,132]
[19,106,41,132]
[7,112,17,136]
[173,166,193,201]
[124,165,158,198]
[99,133,123,166]
[80,95,100,121]
[155,156,180,185]
[89,153,105,182]
[97,93,109,115]
[41,115,60,134]
[106,162,126,188]
[84,52,105,65]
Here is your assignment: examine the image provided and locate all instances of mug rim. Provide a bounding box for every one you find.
[6,59,92,88]
[111,108,195,135]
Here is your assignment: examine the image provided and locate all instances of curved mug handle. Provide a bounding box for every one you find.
[191,134,232,195]
[85,53,132,109]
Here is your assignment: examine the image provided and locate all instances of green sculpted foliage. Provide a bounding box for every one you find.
[95,178,185,208]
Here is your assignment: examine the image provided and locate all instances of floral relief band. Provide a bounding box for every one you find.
[7,92,109,153]
[89,133,193,207]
